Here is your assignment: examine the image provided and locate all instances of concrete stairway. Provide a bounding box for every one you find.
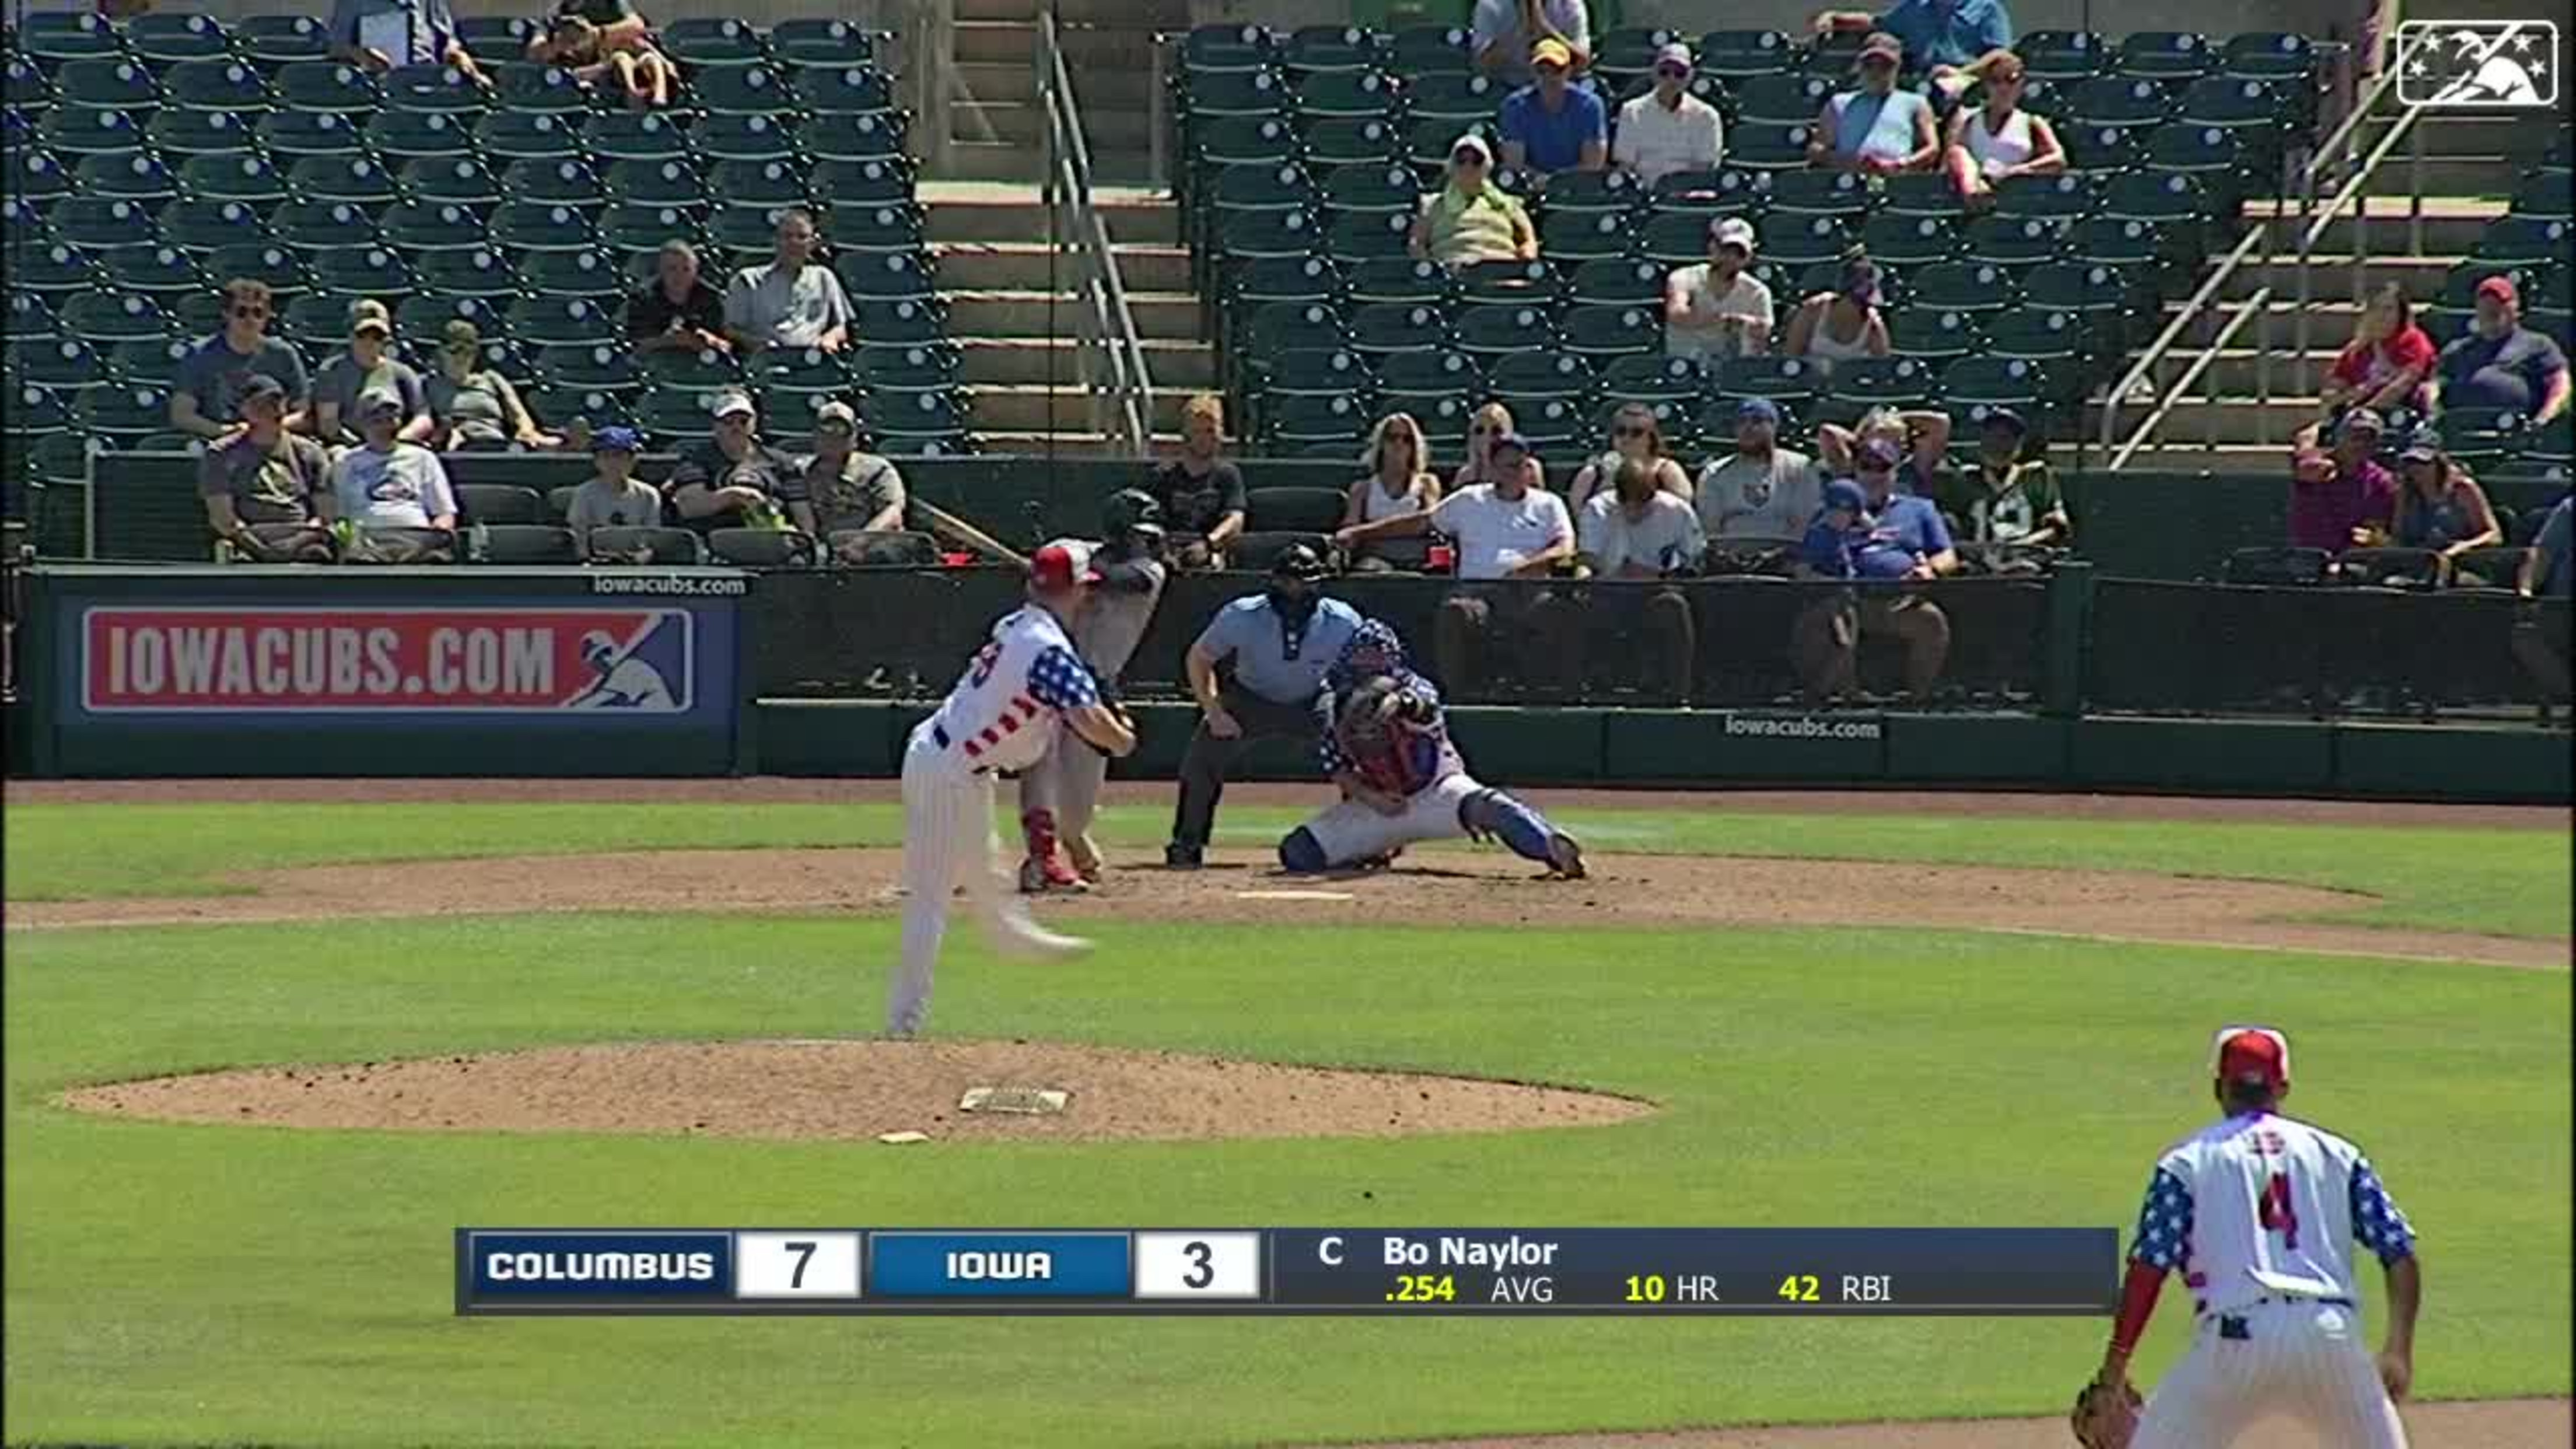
[2099,102,2542,471]
[944,0,1181,186]
[923,181,1210,456]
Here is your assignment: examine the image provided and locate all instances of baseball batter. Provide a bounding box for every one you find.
[2074,1026,2421,1449]
[1276,620,1587,879]
[888,541,1138,1038]
[1017,489,1171,892]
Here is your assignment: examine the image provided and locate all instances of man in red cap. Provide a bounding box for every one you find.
[2431,274,2570,427]
[885,541,1138,1038]
[2079,1026,2423,1448]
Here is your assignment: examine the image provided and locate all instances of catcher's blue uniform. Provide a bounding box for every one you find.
[1280,621,1584,877]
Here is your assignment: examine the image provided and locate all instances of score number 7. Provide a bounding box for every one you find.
[785,1241,818,1289]
[2258,1174,2301,1249]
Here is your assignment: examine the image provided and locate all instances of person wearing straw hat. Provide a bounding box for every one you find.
[1409,134,1538,270]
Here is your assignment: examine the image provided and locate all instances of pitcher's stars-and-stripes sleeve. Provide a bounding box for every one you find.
[2350,1157,2418,1265]
[2130,1168,2195,1270]
[1027,645,1101,712]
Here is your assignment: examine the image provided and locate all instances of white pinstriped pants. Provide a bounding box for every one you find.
[887,724,1086,1036]
[2133,1299,2409,1448]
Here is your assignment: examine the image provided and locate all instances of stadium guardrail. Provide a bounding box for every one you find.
[1038,9,1157,457]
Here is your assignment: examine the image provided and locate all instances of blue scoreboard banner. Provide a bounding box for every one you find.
[455,1228,2116,1316]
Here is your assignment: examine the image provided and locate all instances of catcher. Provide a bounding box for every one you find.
[2073,1025,2421,1449]
[1276,620,1586,879]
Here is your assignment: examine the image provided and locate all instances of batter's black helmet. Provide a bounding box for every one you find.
[1102,487,1162,537]
[1269,540,1330,582]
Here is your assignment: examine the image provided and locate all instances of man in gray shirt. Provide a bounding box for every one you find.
[782,398,908,556]
[171,279,311,441]
[309,300,433,449]
[1166,542,1363,868]
[723,209,855,355]
[1019,488,1172,892]
[1696,397,1828,544]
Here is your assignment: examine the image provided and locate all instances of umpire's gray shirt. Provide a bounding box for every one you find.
[1193,595,1362,704]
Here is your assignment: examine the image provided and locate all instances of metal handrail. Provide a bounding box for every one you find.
[2098,34,2423,467]
[1038,10,1156,457]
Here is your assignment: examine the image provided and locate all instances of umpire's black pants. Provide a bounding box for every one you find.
[1169,682,1321,853]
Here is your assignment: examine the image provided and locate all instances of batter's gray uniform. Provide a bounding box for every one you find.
[1019,548,1166,845]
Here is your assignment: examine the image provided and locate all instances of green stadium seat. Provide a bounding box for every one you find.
[1404,71,1502,131]
[1302,116,1401,167]
[492,61,586,115]
[522,384,628,432]
[1229,254,1335,314]
[534,340,639,391]
[1210,159,1314,217]
[141,105,251,160]
[11,243,101,301]
[380,61,487,114]
[1244,299,1346,357]
[37,105,145,155]
[1726,122,1814,171]
[1180,22,1275,75]
[1511,395,1586,453]
[1601,352,1704,405]
[1189,114,1295,171]
[1217,205,1320,261]
[2060,122,2143,176]
[1185,68,1290,123]
[176,152,285,205]
[364,107,475,160]
[1714,355,1821,409]
[2176,75,2281,149]
[1569,257,1665,308]
[810,157,911,212]
[51,56,159,111]
[851,297,946,346]
[255,108,362,159]
[2474,216,2572,270]
[2015,30,2109,83]
[234,13,332,66]
[1763,213,1853,270]
[8,335,106,389]
[2071,215,2162,269]
[603,157,705,207]
[278,288,359,340]
[770,18,877,67]
[1379,22,1465,75]
[1939,354,2045,413]
[850,340,957,394]
[1765,168,1869,219]
[1825,353,1937,410]
[834,249,936,302]
[44,195,155,251]
[1542,208,1640,262]
[100,243,206,300]
[478,109,583,162]
[705,157,807,210]
[506,295,616,347]
[1695,29,1797,80]
[752,345,850,400]
[106,334,194,387]
[457,15,538,61]
[5,294,60,345]
[515,249,625,303]
[1324,209,1412,262]
[660,16,767,67]
[862,388,968,450]
[1453,302,1553,363]
[1561,302,1661,358]
[1733,72,1831,127]
[416,246,518,299]
[5,54,54,108]
[701,202,786,252]
[124,10,229,64]
[794,64,895,117]
[597,202,700,257]
[1488,349,1592,406]
[1900,261,2007,314]
[380,200,486,253]
[1459,254,1559,306]
[1321,160,1419,219]
[1870,171,1951,219]
[499,156,602,206]
[306,244,414,298]
[1804,30,1867,76]
[273,60,380,116]
[1980,306,2084,369]
[695,61,796,117]
[2220,31,2315,83]
[1860,212,1955,268]
[469,522,580,563]
[286,152,397,206]
[831,202,925,257]
[1338,256,1441,307]
[168,289,229,335]
[2144,121,2246,182]
[399,155,503,207]
[208,239,309,296]
[2065,75,2167,130]
[1254,346,1368,402]
[9,382,78,438]
[1295,69,1398,121]
[1284,24,1383,75]
[1962,214,2066,268]
[490,201,596,253]
[17,11,124,65]
[586,110,689,164]
[72,379,175,444]
[808,108,908,165]
[396,292,500,340]
[694,113,795,164]
[2115,32,2212,81]
[271,199,379,251]
[1994,172,2097,222]
[1266,391,1368,450]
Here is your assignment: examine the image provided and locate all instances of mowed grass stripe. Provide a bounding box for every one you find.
[5,915,2566,1448]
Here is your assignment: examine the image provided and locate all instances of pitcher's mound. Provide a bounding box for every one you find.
[58,1039,1655,1144]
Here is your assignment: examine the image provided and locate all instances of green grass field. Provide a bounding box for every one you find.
[4,803,2567,1448]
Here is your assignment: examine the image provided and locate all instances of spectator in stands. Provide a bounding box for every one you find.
[1812,0,2015,101]
[1150,393,1248,569]
[1664,217,1773,363]
[1942,53,2062,208]
[1454,403,1547,492]
[667,389,797,536]
[172,279,310,443]
[2287,408,2398,555]
[426,320,559,452]
[310,300,433,450]
[1938,407,2067,546]
[200,374,334,563]
[323,388,459,534]
[1567,402,1692,512]
[1782,257,1891,374]
[528,0,649,58]
[724,209,855,356]
[627,241,731,357]
[1343,411,1441,571]
[1532,457,1702,696]
[784,399,911,559]
[1698,397,1829,543]
[2431,275,2572,426]
[1500,40,1608,181]
[2320,283,2437,422]
[530,10,673,108]
[1612,43,1723,186]
[1472,0,1592,87]
[327,0,489,85]
[1791,440,1955,699]
[1821,404,1952,497]
[1809,34,1940,175]
[1411,135,1539,270]
[2390,427,2502,568]
[1338,432,1575,696]
[565,425,666,552]
[2511,494,2572,701]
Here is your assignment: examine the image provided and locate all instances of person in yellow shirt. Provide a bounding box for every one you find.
[1408,134,1538,270]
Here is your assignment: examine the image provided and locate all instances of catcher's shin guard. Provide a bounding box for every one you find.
[1278,827,1328,873]
[1459,788,1555,864]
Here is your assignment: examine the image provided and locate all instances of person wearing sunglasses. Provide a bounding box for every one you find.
[1452,403,1544,492]
[1941,52,2063,208]
[1410,135,1538,270]
[1808,33,1939,176]
[1498,37,1606,182]
[1611,41,1723,186]
[1566,402,1692,514]
[310,299,435,451]
[172,279,312,443]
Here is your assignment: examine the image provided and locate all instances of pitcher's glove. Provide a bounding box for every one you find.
[2069,1375,2142,1449]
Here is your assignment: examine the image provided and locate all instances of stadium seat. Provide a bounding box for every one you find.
[1295,69,1399,122]
[125,10,232,65]
[1321,160,1419,221]
[102,244,207,302]
[848,341,956,394]
[695,113,796,164]
[1344,301,1441,358]
[1695,29,1798,80]
[3,293,60,345]
[1562,303,1661,358]
[2220,32,2315,83]
[2473,216,2572,270]
[105,335,194,388]
[710,157,811,210]
[1511,396,1586,453]
[272,199,382,253]
[1600,354,1704,406]
[233,13,332,66]
[272,60,380,116]
[365,107,476,161]
[2015,30,2109,83]
[835,250,937,303]
[479,110,583,163]
[1265,393,1368,450]
[1488,349,1593,407]
[8,382,79,439]
[1825,354,1938,411]
[16,11,124,65]
[1186,67,1292,123]
[50,55,159,113]
[696,62,797,117]
[1454,303,1555,364]
[1388,23,1471,75]
[1324,209,1412,262]
[398,155,503,207]
[1939,355,2045,418]
[38,105,145,156]
[1860,212,1956,269]
[1304,117,1401,167]
[863,388,970,451]
[2071,216,2163,269]
[586,526,702,564]
[510,250,622,307]
[810,155,911,210]
[1543,208,1641,263]
[1734,72,1832,127]
[1962,214,2067,268]
[491,201,596,254]
[417,246,519,300]
[1640,210,1722,265]
[523,385,628,433]
[281,289,368,340]
[1727,123,1815,171]
[662,16,769,66]
[500,156,604,207]
[181,152,288,205]
[1994,172,2098,222]
[10,242,101,300]
[2065,75,2168,131]
[1569,257,1667,309]
[489,61,587,117]
[44,196,156,254]
[508,295,617,348]
[289,153,400,206]
[8,336,106,390]
[467,523,579,563]
[852,298,946,346]
[1404,71,1502,132]
[1714,355,1822,409]
[456,484,547,525]
[1375,347,1480,398]
[1254,346,1368,400]
[4,54,54,109]
[597,203,701,257]
[395,292,499,340]
[771,18,878,68]
[603,157,706,208]
[585,111,690,164]
[1284,24,1384,76]
[457,16,538,62]
[638,346,739,394]
[2116,33,2214,81]
[54,289,168,347]
[73,380,173,444]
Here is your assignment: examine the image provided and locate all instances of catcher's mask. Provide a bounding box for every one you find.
[1266,541,1329,624]
[1329,619,1408,691]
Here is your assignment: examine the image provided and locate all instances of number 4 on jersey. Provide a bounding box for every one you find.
[2258,1171,2301,1248]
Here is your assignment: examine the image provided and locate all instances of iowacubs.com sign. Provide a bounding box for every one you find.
[82,607,695,714]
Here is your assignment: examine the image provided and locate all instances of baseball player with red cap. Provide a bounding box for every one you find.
[2073,1026,2422,1449]
[885,541,1138,1038]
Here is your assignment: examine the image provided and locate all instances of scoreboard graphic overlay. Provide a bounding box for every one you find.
[457,1228,2115,1316]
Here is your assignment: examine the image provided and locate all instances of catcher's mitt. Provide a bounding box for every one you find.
[2069,1376,2142,1449]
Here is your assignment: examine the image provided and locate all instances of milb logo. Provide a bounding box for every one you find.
[82,607,694,713]
[2398,21,2559,107]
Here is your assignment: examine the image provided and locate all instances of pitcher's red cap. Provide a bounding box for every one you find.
[2210,1026,2290,1088]
[1029,538,1100,591]
[2476,275,2519,307]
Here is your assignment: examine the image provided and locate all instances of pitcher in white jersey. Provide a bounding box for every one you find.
[2082,1027,2422,1449]
[1017,489,1170,892]
[887,541,1138,1038]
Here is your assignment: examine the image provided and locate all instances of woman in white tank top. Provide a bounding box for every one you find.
[1944,55,2065,206]
[1784,256,1891,378]
[1345,411,1442,569]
